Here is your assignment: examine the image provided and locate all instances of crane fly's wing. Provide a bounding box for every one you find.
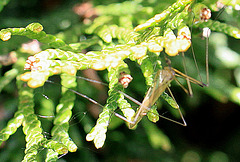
[129,69,174,129]
[146,69,175,107]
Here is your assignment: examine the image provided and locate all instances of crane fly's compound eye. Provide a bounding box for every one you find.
[200,8,211,22]
[118,72,133,88]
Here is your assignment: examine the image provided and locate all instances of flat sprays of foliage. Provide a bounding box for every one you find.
[0,0,240,161]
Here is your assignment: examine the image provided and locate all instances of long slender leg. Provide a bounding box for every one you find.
[181,52,193,96]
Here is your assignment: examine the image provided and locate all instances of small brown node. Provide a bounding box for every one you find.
[118,72,133,88]
[200,8,211,22]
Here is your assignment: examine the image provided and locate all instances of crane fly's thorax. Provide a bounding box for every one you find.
[155,69,175,86]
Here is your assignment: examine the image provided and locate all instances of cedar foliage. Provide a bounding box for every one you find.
[0,0,240,161]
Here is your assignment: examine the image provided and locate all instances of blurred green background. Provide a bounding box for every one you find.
[0,0,240,161]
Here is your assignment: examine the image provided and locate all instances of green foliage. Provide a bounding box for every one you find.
[0,0,10,12]
[0,0,240,161]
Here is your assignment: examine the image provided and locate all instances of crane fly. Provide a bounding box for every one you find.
[116,66,206,129]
